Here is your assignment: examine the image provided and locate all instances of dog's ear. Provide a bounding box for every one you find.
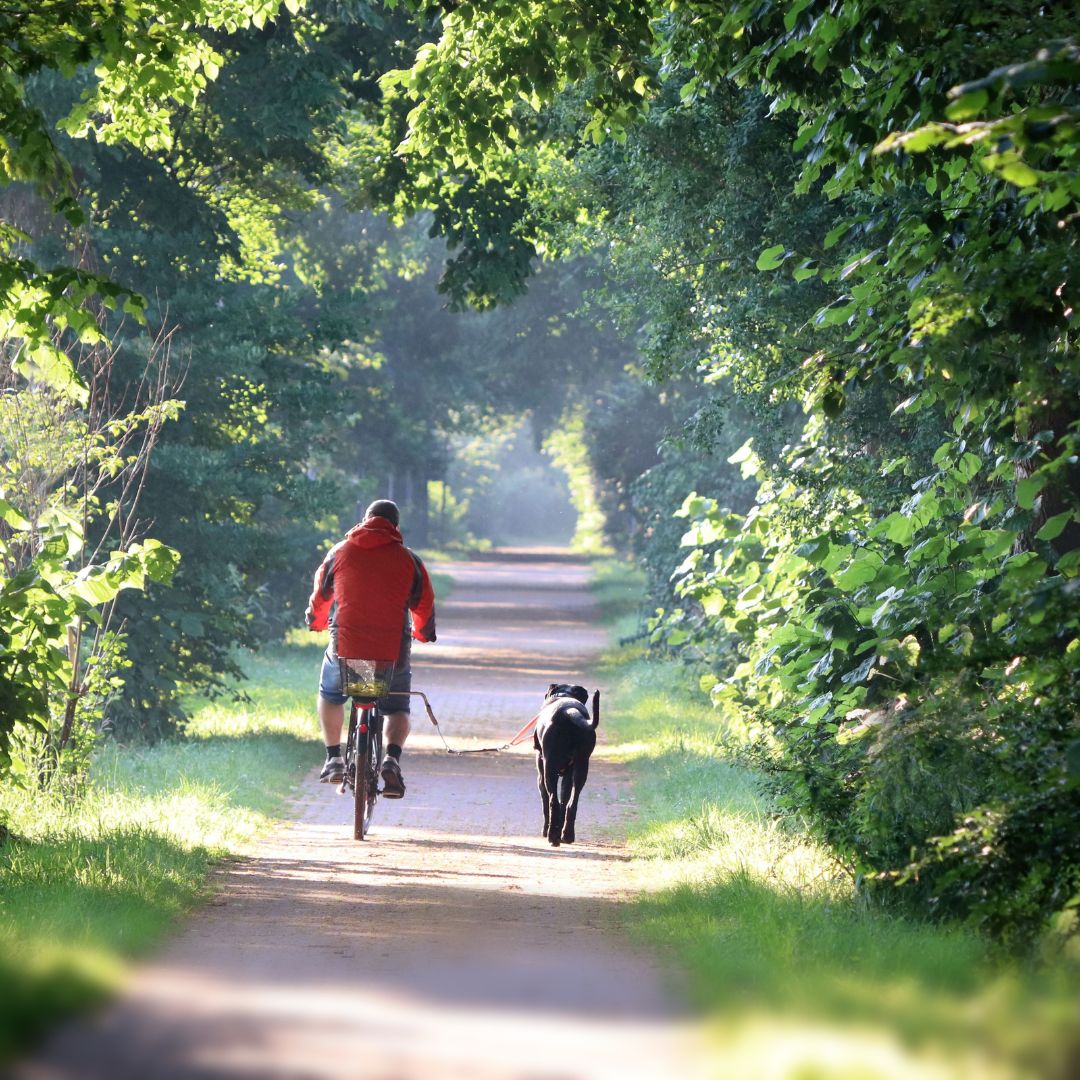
[546,683,560,699]
[569,685,588,705]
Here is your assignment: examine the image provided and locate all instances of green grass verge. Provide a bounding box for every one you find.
[591,573,1079,1078]
[0,645,321,1063]
[588,556,648,644]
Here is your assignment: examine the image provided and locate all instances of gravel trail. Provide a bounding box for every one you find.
[12,550,706,1080]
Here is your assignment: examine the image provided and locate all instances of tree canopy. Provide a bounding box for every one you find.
[362,0,1080,945]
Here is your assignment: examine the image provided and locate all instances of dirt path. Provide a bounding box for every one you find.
[13,551,707,1080]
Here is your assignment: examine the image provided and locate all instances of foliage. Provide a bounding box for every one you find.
[368,2,1080,947]
[0,314,182,788]
[670,423,1080,944]
[0,502,178,789]
[29,6,420,735]
[0,0,292,401]
[543,408,609,552]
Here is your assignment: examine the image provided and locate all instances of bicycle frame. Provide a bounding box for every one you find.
[342,698,383,841]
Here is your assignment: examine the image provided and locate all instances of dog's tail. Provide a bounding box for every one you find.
[591,689,600,729]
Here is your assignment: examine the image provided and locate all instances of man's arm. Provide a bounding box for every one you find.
[305,546,337,630]
[408,553,437,642]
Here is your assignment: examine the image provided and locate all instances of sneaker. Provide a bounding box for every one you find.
[319,756,344,784]
[380,757,406,799]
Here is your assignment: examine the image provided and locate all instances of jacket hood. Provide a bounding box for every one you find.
[345,516,404,549]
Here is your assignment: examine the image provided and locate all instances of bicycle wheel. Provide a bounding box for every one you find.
[353,709,383,840]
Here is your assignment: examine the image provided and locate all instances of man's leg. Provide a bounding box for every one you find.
[317,651,347,784]
[317,694,346,783]
[383,711,411,755]
[319,695,345,748]
[379,639,412,798]
[379,710,410,798]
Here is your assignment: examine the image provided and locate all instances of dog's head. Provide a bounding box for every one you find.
[545,683,589,705]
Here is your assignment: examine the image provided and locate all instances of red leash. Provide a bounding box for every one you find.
[419,689,598,756]
[434,710,541,755]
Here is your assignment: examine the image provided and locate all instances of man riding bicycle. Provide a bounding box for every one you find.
[305,499,437,798]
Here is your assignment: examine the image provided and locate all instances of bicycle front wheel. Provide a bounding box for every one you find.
[353,710,382,840]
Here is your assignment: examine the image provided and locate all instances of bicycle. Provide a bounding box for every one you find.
[336,656,443,840]
[338,657,393,840]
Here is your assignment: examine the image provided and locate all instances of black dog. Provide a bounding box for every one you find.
[534,683,599,847]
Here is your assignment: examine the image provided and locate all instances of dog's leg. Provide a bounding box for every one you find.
[544,760,565,846]
[536,751,550,838]
[561,757,590,844]
[558,769,574,836]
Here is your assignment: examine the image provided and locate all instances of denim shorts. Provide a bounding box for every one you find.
[319,639,413,713]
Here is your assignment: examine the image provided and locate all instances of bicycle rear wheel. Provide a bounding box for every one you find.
[353,708,383,840]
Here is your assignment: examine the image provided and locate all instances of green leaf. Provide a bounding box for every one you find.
[834,551,884,591]
[701,591,726,617]
[71,572,124,606]
[1036,511,1073,541]
[1057,550,1080,576]
[756,244,788,271]
[783,0,814,31]
[1016,475,1042,509]
[727,439,754,465]
[796,535,832,564]
[882,513,914,545]
[875,124,951,155]
[955,452,982,482]
[736,582,765,608]
[840,654,875,686]
[0,497,30,531]
[945,89,988,121]
[997,160,1040,187]
[823,221,851,249]
[14,343,89,405]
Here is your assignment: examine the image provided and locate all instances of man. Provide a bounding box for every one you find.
[305,499,436,798]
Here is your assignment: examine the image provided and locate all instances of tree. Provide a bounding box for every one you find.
[20,4,430,735]
[362,1,1080,944]
[0,1,284,781]
[1,0,293,402]
[0,320,180,789]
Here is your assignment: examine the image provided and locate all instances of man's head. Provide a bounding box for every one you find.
[364,499,400,527]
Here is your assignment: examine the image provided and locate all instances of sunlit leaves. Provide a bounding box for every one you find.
[0,1,296,396]
[756,244,788,271]
[0,510,179,781]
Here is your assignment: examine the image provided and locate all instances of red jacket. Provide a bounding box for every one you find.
[305,517,436,662]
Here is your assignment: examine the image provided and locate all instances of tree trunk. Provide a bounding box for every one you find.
[413,473,430,547]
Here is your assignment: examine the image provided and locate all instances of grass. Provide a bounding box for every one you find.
[0,546,466,1064]
[412,549,458,601]
[0,644,322,1063]
[589,573,1080,1079]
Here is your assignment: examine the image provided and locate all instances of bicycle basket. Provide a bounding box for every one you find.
[339,657,395,702]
